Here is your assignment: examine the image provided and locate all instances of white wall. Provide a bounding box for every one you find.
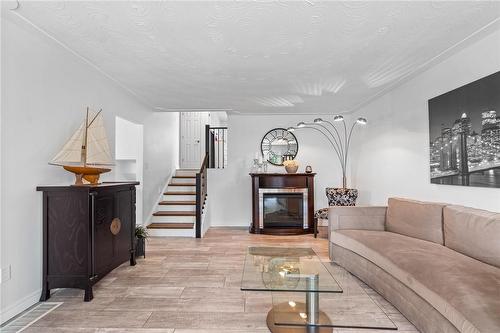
[114,116,144,225]
[143,111,179,223]
[207,114,352,227]
[115,116,142,160]
[350,28,500,212]
[0,10,178,322]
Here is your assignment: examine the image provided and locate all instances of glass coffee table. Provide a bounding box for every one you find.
[241,246,397,332]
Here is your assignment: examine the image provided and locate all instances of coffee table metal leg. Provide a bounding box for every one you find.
[266,273,332,332]
[306,274,319,325]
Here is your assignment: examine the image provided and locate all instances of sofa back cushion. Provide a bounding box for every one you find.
[444,205,500,268]
[386,198,445,244]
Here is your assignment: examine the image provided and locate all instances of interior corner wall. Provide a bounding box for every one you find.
[0,11,178,323]
[350,28,500,211]
[142,111,179,224]
[207,114,345,227]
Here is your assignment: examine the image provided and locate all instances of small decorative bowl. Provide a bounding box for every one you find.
[285,165,299,174]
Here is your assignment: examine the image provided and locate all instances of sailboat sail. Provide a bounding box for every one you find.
[50,109,114,167]
[51,121,86,165]
[86,112,113,165]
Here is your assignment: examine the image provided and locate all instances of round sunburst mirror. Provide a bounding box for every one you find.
[261,128,299,166]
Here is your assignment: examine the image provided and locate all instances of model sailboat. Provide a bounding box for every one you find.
[50,107,113,185]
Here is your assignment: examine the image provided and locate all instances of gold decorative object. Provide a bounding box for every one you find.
[283,160,299,174]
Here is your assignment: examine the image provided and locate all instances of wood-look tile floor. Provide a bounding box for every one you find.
[26,228,419,333]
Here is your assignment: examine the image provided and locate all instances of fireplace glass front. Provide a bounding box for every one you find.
[262,193,304,228]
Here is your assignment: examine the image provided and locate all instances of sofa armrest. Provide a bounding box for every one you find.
[328,206,387,234]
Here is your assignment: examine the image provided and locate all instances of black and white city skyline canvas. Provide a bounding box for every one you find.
[428,71,500,188]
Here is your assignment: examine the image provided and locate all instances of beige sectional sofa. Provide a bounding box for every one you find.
[328,198,500,333]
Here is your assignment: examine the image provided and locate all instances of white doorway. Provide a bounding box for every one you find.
[180,112,209,169]
[115,116,144,225]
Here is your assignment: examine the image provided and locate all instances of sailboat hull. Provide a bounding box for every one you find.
[63,166,111,185]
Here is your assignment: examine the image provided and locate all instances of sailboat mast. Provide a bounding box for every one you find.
[82,107,89,167]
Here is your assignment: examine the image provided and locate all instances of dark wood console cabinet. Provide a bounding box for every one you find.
[250,173,315,235]
[36,182,139,302]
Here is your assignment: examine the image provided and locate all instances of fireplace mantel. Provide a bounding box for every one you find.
[249,173,315,235]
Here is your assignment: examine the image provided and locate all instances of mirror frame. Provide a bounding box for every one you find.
[260,128,299,166]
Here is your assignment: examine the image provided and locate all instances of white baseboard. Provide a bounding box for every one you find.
[0,289,40,325]
[143,171,174,227]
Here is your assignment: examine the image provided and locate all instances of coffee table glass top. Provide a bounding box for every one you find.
[241,246,342,292]
[241,246,397,330]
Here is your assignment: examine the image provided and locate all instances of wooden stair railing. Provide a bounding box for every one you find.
[195,153,208,238]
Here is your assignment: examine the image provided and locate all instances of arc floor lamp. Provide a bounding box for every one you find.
[287,115,367,189]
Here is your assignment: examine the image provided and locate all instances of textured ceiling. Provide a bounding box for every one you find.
[13,1,500,114]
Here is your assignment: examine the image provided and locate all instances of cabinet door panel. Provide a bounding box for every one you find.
[114,189,133,266]
[93,193,115,275]
[47,192,89,276]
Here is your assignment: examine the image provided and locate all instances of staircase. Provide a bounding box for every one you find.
[147,169,198,237]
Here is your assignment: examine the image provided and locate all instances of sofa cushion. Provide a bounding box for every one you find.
[331,229,500,333]
[386,197,445,244]
[444,205,500,268]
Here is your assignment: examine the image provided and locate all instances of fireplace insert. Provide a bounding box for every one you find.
[263,193,304,228]
[258,188,308,230]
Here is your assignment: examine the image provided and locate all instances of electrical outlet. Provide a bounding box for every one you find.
[0,265,12,284]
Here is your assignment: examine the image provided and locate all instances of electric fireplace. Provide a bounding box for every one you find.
[262,192,304,228]
[250,173,315,235]
[259,188,308,230]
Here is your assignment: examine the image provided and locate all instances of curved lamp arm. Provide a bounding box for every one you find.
[307,122,343,159]
[342,120,348,160]
[298,126,345,175]
[345,118,367,168]
[322,120,345,156]
[343,122,355,168]
[292,116,366,189]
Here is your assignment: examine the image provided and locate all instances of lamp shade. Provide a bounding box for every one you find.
[333,115,344,122]
[356,117,368,125]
